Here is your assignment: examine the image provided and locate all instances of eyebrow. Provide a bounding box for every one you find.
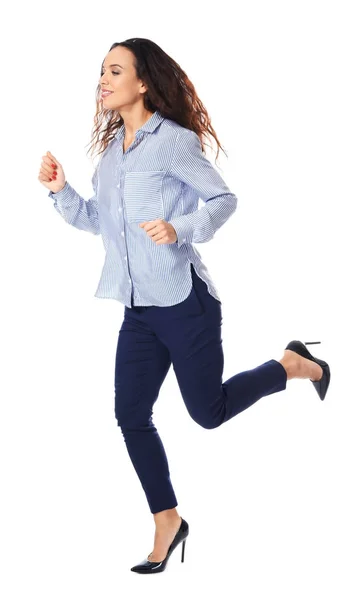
[101,63,124,69]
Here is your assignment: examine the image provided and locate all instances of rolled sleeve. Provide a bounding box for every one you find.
[48,167,100,235]
[168,129,238,245]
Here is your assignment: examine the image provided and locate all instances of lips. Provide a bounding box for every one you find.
[101,90,114,98]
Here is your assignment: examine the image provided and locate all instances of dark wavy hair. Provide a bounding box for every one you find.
[85,38,227,167]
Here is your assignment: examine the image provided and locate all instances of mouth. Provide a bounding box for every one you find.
[101,90,114,98]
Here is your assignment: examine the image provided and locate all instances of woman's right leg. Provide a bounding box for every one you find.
[114,306,176,515]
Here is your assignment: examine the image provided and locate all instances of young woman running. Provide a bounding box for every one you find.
[38,37,331,574]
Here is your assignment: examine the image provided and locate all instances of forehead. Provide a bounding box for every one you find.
[102,46,134,68]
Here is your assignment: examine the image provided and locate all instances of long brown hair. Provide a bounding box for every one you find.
[85,38,227,166]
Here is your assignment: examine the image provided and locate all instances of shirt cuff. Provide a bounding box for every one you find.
[169,215,194,248]
[48,181,71,202]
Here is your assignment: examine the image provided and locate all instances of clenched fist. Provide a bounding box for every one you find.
[38,151,66,193]
[139,219,178,244]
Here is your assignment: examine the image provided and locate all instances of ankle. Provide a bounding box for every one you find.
[153,508,181,529]
[278,358,296,380]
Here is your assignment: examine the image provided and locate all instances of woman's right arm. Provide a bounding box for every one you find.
[48,166,100,236]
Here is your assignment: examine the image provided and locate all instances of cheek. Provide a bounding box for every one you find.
[114,81,128,94]
[119,77,137,92]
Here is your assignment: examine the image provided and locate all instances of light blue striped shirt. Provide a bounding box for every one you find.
[48,110,238,307]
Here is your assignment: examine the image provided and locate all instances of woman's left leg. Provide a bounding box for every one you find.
[151,265,318,429]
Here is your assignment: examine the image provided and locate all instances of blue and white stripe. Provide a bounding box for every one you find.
[48,110,238,307]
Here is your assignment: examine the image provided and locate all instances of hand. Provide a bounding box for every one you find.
[38,150,66,193]
[139,219,177,244]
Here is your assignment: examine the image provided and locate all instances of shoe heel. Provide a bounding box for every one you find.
[181,539,186,563]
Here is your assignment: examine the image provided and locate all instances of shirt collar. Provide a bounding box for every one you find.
[115,110,164,140]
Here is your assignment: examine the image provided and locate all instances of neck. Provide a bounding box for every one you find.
[120,106,155,138]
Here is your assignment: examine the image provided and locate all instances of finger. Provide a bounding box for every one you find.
[41,164,57,181]
[152,231,166,242]
[148,222,163,233]
[38,172,53,183]
[46,151,60,169]
[142,219,162,231]
[42,155,58,172]
[40,166,57,180]
[41,162,56,176]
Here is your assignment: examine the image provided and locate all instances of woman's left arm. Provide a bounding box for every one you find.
[168,129,238,247]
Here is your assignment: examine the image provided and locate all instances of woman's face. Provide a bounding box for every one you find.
[99,46,147,110]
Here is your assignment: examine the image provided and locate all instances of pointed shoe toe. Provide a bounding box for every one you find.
[130,556,164,573]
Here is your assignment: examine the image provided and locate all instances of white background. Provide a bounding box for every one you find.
[1,0,360,597]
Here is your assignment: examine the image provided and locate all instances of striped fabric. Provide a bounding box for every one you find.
[48,110,238,307]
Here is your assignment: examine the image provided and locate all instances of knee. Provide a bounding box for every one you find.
[189,410,221,430]
[114,389,139,429]
[115,408,142,431]
[198,420,220,430]
[114,401,137,430]
[114,398,153,432]
[114,409,127,431]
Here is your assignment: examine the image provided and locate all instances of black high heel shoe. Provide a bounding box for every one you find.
[130,517,189,574]
[285,340,331,401]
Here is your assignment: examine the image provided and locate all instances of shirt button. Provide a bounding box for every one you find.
[128,278,131,283]
[116,183,120,188]
[118,207,122,212]
[121,231,124,236]
[182,238,186,242]
[124,255,127,261]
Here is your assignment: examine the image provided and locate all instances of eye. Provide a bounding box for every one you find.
[100,70,120,76]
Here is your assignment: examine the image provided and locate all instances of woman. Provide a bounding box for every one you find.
[38,38,331,574]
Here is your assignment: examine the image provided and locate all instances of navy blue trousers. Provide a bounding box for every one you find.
[114,264,287,514]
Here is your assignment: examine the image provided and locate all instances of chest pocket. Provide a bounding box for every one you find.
[123,170,165,223]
